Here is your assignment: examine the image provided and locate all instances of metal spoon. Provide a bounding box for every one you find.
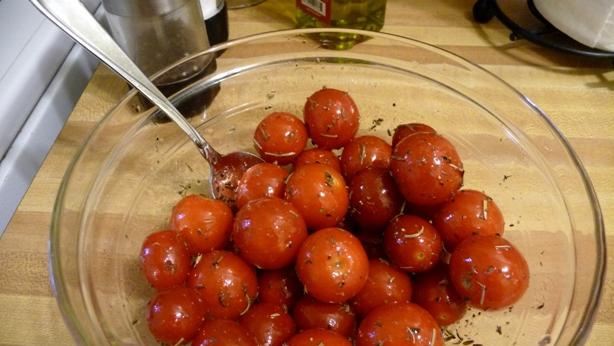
[30,0,263,207]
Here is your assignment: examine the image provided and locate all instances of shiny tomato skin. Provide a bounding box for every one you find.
[412,265,467,326]
[191,319,256,346]
[384,215,443,273]
[292,296,357,337]
[304,88,360,149]
[357,303,444,346]
[390,132,463,206]
[433,189,505,251]
[233,197,308,269]
[285,163,349,230]
[296,227,369,303]
[187,250,258,320]
[170,194,233,255]
[254,112,308,165]
[285,328,352,346]
[392,123,436,147]
[147,287,205,344]
[350,258,413,316]
[236,163,288,209]
[140,230,190,290]
[258,268,302,311]
[349,168,404,233]
[449,235,529,310]
[340,135,392,179]
[294,148,342,173]
[239,303,296,346]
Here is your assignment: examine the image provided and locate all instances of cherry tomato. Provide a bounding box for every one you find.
[350,258,413,316]
[233,197,308,269]
[449,235,529,310]
[392,123,436,147]
[170,194,233,255]
[304,88,360,149]
[285,328,352,346]
[293,296,357,337]
[239,303,296,346]
[294,148,342,173]
[340,135,391,179]
[390,132,464,206]
[433,189,505,250]
[254,112,308,165]
[236,163,288,209]
[296,227,369,303]
[285,164,349,230]
[357,303,444,346]
[192,319,256,346]
[349,168,403,233]
[258,268,302,310]
[412,265,467,326]
[187,250,258,320]
[384,215,442,273]
[140,230,190,290]
[147,287,205,344]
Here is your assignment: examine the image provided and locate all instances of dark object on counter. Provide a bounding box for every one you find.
[472,0,614,59]
[140,60,221,123]
[103,0,213,86]
[205,2,229,46]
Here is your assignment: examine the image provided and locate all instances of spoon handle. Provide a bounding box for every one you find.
[29,0,221,163]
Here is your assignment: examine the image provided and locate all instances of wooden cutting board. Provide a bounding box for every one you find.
[0,0,612,344]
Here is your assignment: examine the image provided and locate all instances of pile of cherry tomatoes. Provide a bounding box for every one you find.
[139,88,530,346]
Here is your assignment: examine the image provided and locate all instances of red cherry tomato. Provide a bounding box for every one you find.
[293,296,357,337]
[412,265,467,326]
[296,227,369,303]
[304,88,360,149]
[392,123,436,147]
[384,215,443,273]
[294,148,342,173]
[258,268,302,311]
[432,189,505,250]
[147,287,205,344]
[285,328,352,346]
[236,163,288,209]
[357,303,444,346]
[348,168,403,233]
[239,303,296,346]
[350,259,413,316]
[233,197,308,269]
[192,319,256,346]
[140,230,190,290]
[170,194,233,255]
[285,164,349,230]
[340,135,391,179]
[187,250,258,320]
[254,112,308,165]
[449,235,529,310]
[390,132,464,206]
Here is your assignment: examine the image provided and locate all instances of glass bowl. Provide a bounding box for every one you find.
[50,28,605,345]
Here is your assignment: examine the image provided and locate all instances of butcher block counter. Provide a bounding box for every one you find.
[0,0,612,344]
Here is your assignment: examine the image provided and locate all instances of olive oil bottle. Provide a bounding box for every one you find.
[295,0,387,49]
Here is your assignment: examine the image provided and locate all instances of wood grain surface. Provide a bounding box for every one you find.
[1,0,612,345]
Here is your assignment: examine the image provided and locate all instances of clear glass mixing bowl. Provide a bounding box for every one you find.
[50,29,605,345]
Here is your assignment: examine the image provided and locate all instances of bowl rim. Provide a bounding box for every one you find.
[49,27,606,345]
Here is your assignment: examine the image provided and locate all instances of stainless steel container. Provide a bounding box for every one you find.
[102,0,211,86]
